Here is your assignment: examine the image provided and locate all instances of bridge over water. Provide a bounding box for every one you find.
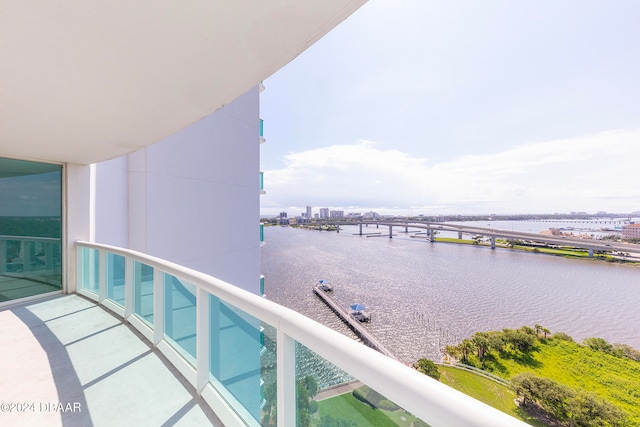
[304,220,639,258]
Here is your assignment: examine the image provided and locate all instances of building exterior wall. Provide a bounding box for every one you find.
[93,87,260,294]
[94,157,129,247]
[622,224,640,239]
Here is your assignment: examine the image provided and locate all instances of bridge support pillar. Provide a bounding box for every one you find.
[336,225,339,233]
[491,236,496,249]
[588,249,594,257]
[458,231,462,239]
[389,225,393,238]
[359,223,362,235]
[429,229,435,242]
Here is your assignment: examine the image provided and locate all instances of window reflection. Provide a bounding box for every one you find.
[0,158,62,301]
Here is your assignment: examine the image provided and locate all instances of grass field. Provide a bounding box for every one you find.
[439,366,547,426]
[315,393,417,426]
[477,338,640,426]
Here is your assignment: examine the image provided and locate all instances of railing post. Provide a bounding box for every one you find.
[45,242,53,278]
[277,331,296,427]
[23,240,32,275]
[0,239,6,273]
[153,269,164,345]
[98,250,107,302]
[196,287,210,394]
[76,245,83,290]
[124,257,134,318]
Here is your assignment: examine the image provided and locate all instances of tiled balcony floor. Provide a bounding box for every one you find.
[0,294,221,427]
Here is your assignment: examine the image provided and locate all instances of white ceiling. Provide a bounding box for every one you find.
[0,0,366,165]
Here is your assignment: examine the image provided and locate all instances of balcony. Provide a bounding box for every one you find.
[64,241,526,426]
[259,119,266,144]
[0,235,62,304]
[1,240,528,426]
[260,172,266,195]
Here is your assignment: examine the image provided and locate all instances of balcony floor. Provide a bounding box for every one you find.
[0,294,221,426]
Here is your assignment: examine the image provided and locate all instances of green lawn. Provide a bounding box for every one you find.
[315,393,417,427]
[478,338,640,426]
[439,366,547,426]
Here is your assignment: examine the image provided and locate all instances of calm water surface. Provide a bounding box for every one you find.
[261,225,640,364]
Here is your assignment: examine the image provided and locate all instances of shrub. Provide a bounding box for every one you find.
[308,400,318,414]
[377,399,400,411]
[553,332,574,342]
[414,358,441,380]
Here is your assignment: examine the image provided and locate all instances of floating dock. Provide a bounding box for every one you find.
[312,285,399,362]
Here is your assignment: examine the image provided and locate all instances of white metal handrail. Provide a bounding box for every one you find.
[76,241,527,427]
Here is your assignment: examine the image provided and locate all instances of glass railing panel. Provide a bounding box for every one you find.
[260,224,264,242]
[294,343,428,427]
[260,323,276,426]
[259,171,264,191]
[106,252,125,307]
[260,275,265,296]
[163,273,196,362]
[210,295,267,425]
[133,261,154,326]
[79,246,99,294]
[259,118,264,137]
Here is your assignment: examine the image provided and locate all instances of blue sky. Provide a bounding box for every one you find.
[260,0,640,216]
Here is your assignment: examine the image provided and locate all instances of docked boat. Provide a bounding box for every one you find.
[349,303,371,322]
[317,279,333,292]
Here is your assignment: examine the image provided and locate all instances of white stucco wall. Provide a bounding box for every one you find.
[93,157,129,247]
[94,87,260,294]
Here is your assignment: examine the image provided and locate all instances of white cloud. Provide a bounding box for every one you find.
[261,129,640,215]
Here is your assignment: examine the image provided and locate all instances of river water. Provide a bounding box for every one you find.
[261,224,640,364]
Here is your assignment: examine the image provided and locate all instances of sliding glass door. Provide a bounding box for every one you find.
[0,158,62,302]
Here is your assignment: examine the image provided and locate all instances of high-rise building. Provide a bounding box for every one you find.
[306,206,313,221]
[0,2,523,425]
[319,208,330,218]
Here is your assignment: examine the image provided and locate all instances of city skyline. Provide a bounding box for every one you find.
[260,1,640,216]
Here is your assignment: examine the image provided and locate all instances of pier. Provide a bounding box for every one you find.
[312,285,400,362]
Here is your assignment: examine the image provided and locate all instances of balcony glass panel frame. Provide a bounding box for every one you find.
[75,241,528,427]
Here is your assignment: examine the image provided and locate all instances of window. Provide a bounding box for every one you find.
[0,158,62,302]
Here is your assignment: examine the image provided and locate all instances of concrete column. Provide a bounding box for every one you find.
[389,225,393,238]
[491,236,496,249]
[588,249,594,257]
[429,229,435,242]
[458,231,463,239]
[359,223,363,235]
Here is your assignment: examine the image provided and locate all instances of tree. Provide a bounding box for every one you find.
[583,337,614,354]
[502,328,536,353]
[414,358,441,380]
[472,332,490,361]
[534,324,543,336]
[458,339,474,363]
[567,390,627,427]
[511,373,627,427]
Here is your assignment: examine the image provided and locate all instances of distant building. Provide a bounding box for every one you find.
[330,210,344,218]
[622,224,640,240]
[279,211,288,226]
[319,208,329,218]
[306,206,312,221]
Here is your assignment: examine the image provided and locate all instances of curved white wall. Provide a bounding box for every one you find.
[93,87,260,294]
